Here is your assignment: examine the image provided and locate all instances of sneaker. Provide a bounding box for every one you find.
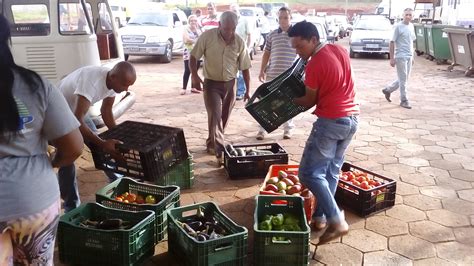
[283,130,293,139]
[236,95,244,101]
[256,131,265,140]
[382,88,391,102]
[400,101,412,109]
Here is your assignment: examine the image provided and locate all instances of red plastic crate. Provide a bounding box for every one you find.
[336,162,397,217]
[260,164,316,223]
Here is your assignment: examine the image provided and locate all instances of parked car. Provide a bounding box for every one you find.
[306,16,331,43]
[119,9,187,63]
[331,14,351,37]
[109,0,127,27]
[349,16,393,58]
[239,7,265,59]
[324,16,341,41]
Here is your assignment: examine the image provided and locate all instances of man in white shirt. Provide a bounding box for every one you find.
[57,61,136,212]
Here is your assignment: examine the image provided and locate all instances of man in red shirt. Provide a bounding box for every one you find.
[289,21,359,245]
[200,2,219,32]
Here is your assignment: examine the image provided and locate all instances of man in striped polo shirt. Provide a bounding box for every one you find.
[256,7,298,140]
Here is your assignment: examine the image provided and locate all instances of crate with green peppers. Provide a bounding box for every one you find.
[254,195,311,266]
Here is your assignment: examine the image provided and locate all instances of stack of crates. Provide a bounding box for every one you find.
[254,195,311,266]
[90,120,194,189]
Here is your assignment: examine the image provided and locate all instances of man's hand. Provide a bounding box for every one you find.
[390,58,396,67]
[243,92,250,102]
[191,74,203,91]
[102,139,126,165]
[258,71,266,83]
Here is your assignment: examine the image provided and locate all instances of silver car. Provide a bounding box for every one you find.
[349,17,393,58]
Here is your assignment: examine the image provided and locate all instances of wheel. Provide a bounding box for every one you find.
[160,40,173,63]
[124,54,129,61]
[349,49,355,58]
[387,53,390,59]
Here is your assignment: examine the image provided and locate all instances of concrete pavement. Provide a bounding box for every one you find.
[64,40,473,265]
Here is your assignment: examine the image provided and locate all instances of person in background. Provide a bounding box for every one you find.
[0,15,83,265]
[382,8,416,109]
[256,7,297,140]
[181,15,202,95]
[289,21,359,245]
[57,62,136,212]
[230,3,251,101]
[259,11,271,51]
[190,11,251,166]
[194,8,203,29]
[201,2,219,32]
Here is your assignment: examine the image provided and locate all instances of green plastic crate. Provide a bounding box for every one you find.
[167,202,248,266]
[254,195,311,266]
[153,152,194,189]
[95,177,180,243]
[58,203,155,266]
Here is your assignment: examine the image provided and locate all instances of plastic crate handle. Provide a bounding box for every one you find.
[271,238,292,245]
[214,242,233,252]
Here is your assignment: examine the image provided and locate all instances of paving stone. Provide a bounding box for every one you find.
[413,257,456,266]
[396,182,420,196]
[436,176,472,190]
[382,136,410,144]
[357,134,382,142]
[462,162,474,171]
[442,198,474,215]
[393,122,415,129]
[414,151,443,161]
[313,243,363,265]
[417,124,442,131]
[430,160,463,171]
[427,209,471,227]
[405,128,431,136]
[443,153,473,164]
[436,141,466,149]
[354,146,382,156]
[397,143,425,153]
[399,157,430,167]
[453,227,474,247]
[403,194,442,211]
[458,189,474,202]
[419,186,457,199]
[409,220,455,243]
[342,229,387,252]
[436,242,474,265]
[449,169,474,182]
[386,205,426,222]
[424,145,453,154]
[234,186,260,199]
[384,164,416,176]
[426,120,449,126]
[417,166,450,178]
[366,216,408,236]
[344,210,366,230]
[400,173,436,187]
[454,147,474,157]
[363,250,413,266]
[389,235,436,260]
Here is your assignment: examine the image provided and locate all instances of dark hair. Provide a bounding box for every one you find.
[288,20,319,42]
[0,14,42,141]
[278,6,291,14]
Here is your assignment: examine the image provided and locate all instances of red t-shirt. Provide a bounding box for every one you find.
[304,44,359,119]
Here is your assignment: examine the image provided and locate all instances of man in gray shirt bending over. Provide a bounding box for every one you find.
[382,8,416,109]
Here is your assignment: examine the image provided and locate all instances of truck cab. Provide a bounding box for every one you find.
[1,0,135,128]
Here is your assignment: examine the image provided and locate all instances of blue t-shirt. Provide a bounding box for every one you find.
[0,70,80,221]
[391,22,416,59]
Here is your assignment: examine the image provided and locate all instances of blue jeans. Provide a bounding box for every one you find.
[236,71,246,97]
[58,116,121,212]
[299,115,358,224]
[386,57,412,103]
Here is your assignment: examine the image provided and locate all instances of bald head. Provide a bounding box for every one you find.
[108,61,136,93]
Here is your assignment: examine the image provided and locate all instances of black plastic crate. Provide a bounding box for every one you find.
[58,203,155,266]
[167,202,248,266]
[254,195,311,266]
[90,120,188,180]
[245,58,311,133]
[95,177,180,243]
[224,143,288,179]
[335,162,397,217]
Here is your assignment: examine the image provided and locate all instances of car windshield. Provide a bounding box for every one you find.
[128,13,170,26]
[355,19,392,31]
[240,9,255,16]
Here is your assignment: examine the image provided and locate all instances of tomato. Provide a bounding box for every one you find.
[126,193,137,203]
[115,196,124,202]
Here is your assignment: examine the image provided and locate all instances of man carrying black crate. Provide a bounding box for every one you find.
[256,6,298,140]
[57,61,137,212]
[189,11,252,166]
[288,21,360,245]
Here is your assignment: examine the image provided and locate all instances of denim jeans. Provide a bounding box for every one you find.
[236,71,246,97]
[58,116,121,212]
[386,57,413,103]
[299,115,358,224]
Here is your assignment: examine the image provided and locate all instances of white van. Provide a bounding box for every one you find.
[1,0,135,128]
[109,0,127,27]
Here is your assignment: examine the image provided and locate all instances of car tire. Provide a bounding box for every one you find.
[387,53,390,59]
[349,49,355,58]
[124,54,129,61]
[160,40,173,63]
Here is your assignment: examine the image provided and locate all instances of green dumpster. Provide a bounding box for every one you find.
[444,27,474,77]
[425,24,459,63]
[414,23,428,56]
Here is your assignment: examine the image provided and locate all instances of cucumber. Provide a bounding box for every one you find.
[235,148,246,156]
